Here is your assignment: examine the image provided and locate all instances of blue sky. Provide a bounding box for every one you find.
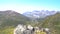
[0,0,60,13]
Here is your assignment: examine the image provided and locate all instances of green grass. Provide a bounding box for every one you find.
[0,26,14,34]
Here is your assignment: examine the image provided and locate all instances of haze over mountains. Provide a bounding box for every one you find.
[23,10,57,18]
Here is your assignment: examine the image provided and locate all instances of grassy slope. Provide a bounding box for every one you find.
[41,13,60,34]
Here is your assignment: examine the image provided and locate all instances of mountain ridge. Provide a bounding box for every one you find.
[0,10,30,28]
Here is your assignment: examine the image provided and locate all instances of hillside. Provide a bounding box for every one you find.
[0,10,30,29]
[23,11,60,34]
[0,10,32,34]
[0,10,60,34]
[40,12,60,34]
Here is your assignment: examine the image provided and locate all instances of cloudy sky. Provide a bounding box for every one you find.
[0,0,60,14]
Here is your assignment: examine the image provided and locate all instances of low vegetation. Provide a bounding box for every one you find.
[0,10,60,34]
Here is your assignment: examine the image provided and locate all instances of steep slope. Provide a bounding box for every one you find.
[0,10,30,28]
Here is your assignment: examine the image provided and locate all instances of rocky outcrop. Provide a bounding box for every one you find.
[14,24,50,34]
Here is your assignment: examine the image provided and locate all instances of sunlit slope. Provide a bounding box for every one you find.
[41,12,60,34]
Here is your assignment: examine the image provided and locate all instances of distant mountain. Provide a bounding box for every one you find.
[23,10,57,18]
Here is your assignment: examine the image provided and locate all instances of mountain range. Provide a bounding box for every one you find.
[0,10,60,34]
[23,10,57,18]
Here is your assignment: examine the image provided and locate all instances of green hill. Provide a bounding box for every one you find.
[0,10,31,34]
[0,10,30,29]
[40,12,60,34]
